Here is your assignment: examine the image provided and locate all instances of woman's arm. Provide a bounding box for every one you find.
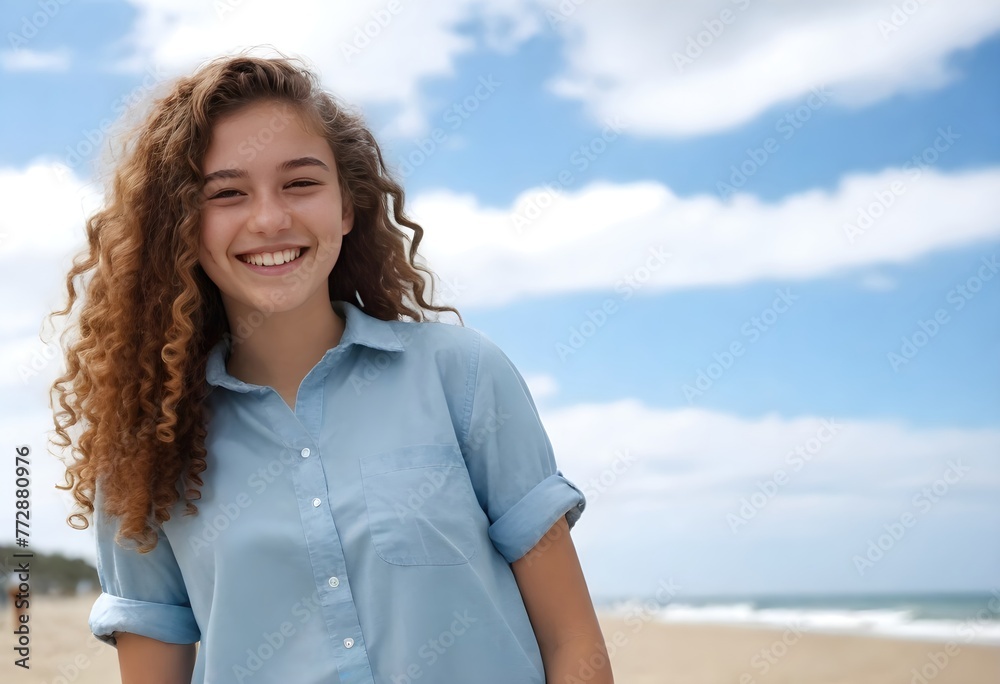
[511,516,614,684]
[116,632,196,684]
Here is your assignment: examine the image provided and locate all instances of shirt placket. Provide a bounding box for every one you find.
[259,350,375,684]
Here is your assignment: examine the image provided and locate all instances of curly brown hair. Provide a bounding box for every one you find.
[45,50,462,553]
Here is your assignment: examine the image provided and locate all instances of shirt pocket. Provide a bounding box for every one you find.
[360,444,482,566]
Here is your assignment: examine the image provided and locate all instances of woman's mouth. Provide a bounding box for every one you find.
[236,247,305,266]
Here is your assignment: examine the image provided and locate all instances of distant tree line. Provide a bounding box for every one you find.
[1,546,99,598]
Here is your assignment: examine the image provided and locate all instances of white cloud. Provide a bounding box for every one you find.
[412,165,1000,308]
[547,399,1000,594]
[114,1,1000,139]
[116,0,540,137]
[109,0,1000,136]
[0,163,99,394]
[8,160,1000,318]
[1,48,71,72]
[546,0,1000,136]
[0,162,96,259]
[523,372,558,399]
[2,168,94,327]
[547,401,1000,506]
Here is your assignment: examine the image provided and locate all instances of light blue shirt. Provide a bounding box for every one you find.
[89,299,586,683]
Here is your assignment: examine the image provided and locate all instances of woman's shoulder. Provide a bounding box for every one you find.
[390,316,487,358]
[387,317,508,387]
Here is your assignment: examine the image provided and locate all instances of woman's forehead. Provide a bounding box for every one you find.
[202,101,333,172]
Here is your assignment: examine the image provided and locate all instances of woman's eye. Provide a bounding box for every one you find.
[209,189,241,199]
[206,181,317,199]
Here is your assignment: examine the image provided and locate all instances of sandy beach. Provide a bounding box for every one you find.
[2,593,997,683]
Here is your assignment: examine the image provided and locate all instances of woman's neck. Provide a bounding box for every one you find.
[223,296,346,394]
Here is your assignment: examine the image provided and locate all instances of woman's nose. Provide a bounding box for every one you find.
[248,192,291,234]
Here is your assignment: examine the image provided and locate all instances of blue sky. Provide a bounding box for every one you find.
[1,0,998,600]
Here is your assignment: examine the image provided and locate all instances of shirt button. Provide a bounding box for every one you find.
[300,447,311,458]
[312,498,321,507]
[344,637,354,649]
[328,576,340,588]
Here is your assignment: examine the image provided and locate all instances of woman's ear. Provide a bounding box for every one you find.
[342,196,355,236]
[339,182,354,236]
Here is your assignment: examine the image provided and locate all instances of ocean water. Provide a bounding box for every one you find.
[599,592,1000,645]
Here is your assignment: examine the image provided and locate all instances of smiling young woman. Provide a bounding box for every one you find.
[196,99,357,409]
[47,51,613,684]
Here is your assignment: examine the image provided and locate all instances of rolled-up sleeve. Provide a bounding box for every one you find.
[89,486,200,647]
[461,331,586,564]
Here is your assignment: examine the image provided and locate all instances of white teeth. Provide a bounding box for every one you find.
[238,248,302,266]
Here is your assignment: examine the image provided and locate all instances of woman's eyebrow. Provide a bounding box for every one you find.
[279,156,330,174]
[203,156,331,184]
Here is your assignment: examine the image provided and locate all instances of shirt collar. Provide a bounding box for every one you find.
[205,299,404,392]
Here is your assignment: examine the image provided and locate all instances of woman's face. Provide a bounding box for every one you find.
[198,99,353,321]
